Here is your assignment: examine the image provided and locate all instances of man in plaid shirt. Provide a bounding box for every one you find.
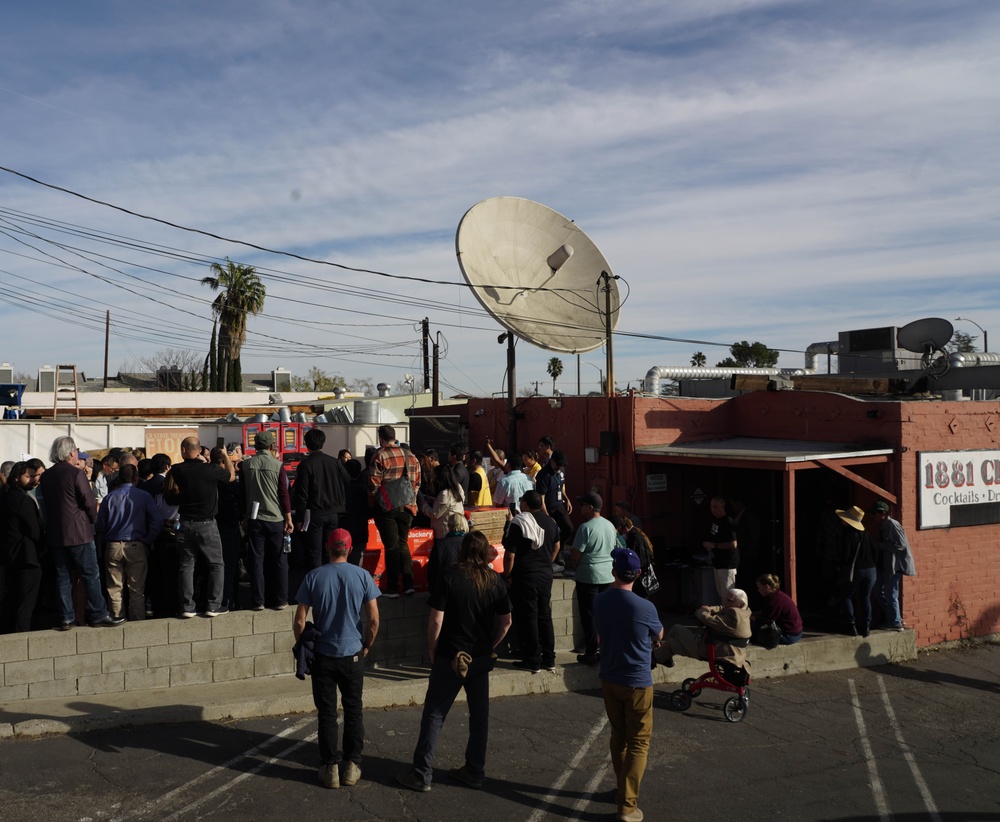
[368,424,422,598]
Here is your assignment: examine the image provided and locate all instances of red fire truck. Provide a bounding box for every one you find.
[242,421,315,480]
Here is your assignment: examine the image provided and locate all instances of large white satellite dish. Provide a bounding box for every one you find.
[456,197,620,354]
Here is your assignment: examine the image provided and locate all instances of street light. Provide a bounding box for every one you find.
[955,317,989,353]
[583,361,604,394]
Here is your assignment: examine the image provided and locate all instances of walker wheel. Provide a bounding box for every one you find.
[671,690,692,711]
[682,678,697,692]
[723,696,748,723]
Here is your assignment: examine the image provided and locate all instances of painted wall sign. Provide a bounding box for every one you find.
[919,449,1000,529]
[646,473,668,493]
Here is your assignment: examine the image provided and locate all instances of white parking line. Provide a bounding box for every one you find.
[570,758,612,820]
[118,716,315,820]
[848,678,890,821]
[527,715,608,822]
[877,675,941,822]
[162,732,318,821]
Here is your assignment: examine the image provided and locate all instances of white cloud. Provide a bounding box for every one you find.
[0,1,997,392]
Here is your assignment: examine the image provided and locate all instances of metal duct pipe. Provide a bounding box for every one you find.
[644,365,782,395]
[805,341,839,371]
[956,352,1000,366]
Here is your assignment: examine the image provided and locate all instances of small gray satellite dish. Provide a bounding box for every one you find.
[456,197,620,354]
[897,318,954,354]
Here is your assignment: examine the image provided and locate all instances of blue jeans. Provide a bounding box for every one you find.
[842,566,876,630]
[876,570,902,627]
[576,581,611,656]
[311,652,366,766]
[779,632,803,645]
[52,541,108,624]
[412,654,494,786]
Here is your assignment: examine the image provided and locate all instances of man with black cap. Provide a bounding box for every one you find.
[570,491,616,665]
[241,430,294,610]
[502,489,559,674]
[594,547,663,822]
[868,501,916,631]
[294,528,380,790]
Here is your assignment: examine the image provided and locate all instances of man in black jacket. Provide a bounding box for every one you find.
[294,428,351,571]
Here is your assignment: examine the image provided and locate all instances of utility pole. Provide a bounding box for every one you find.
[421,318,430,391]
[499,333,517,457]
[598,270,619,398]
[432,333,440,407]
[103,310,110,389]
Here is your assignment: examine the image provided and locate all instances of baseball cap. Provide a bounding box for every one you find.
[577,491,603,510]
[612,547,641,574]
[254,431,276,449]
[870,501,890,514]
[327,528,352,551]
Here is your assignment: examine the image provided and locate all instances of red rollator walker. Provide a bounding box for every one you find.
[669,642,750,723]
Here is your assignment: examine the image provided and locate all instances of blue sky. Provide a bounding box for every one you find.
[1,0,997,396]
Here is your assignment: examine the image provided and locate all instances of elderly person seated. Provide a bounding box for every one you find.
[752,573,803,645]
[654,588,752,670]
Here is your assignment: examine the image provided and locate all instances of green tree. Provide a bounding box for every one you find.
[546,357,564,394]
[716,340,779,368]
[202,258,266,392]
[291,367,347,392]
[947,330,978,353]
[690,351,707,367]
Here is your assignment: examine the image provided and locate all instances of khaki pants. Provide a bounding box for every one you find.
[105,540,148,621]
[602,681,653,817]
[714,567,737,601]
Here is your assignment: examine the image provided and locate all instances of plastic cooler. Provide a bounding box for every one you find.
[362,515,506,592]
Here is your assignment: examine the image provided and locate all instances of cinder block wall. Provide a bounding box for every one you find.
[0,581,580,701]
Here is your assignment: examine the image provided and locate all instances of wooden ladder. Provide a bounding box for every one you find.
[53,364,80,419]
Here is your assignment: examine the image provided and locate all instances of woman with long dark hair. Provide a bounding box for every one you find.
[397,531,512,792]
[1,462,44,632]
[420,464,465,542]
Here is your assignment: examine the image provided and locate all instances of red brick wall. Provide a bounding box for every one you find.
[458,393,1000,647]
[894,401,1000,645]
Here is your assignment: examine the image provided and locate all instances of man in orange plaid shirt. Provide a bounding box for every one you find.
[368,424,422,597]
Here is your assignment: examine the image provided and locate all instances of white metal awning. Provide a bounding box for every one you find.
[635,436,894,463]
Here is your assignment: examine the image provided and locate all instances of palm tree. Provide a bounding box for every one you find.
[690,351,707,367]
[546,357,564,394]
[202,258,266,392]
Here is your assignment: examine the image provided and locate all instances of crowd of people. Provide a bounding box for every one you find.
[3,425,916,822]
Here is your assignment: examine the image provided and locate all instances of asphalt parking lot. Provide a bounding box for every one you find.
[0,643,997,822]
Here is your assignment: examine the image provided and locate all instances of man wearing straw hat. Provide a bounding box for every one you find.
[834,505,876,637]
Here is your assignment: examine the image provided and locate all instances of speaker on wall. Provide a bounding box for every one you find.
[599,431,618,456]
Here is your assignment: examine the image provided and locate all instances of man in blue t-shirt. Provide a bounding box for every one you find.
[594,548,663,822]
[294,529,380,791]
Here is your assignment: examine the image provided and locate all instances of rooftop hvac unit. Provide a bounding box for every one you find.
[156,366,183,391]
[837,326,922,374]
[272,368,292,392]
[38,365,56,393]
[0,362,12,384]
